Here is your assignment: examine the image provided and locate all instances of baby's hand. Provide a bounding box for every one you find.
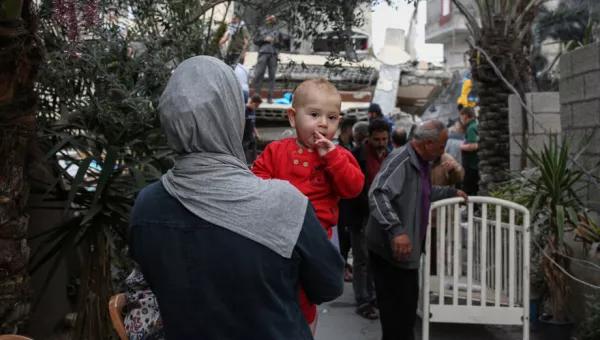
[314,131,335,157]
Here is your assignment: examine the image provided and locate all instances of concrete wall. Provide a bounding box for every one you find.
[508,92,561,171]
[565,234,600,325]
[559,43,600,211]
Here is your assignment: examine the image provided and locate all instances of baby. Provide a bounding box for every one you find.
[252,78,364,333]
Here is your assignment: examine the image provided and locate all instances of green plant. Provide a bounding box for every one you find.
[494,135,592,322]
[527,136,587,323]
[574,212,600,254]
[580,292,600,340]
[31,0,206,337]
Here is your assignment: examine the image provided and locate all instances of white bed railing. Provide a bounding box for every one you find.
[420,196,531,340]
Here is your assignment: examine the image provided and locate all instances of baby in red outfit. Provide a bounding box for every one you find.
[252,78,364,334]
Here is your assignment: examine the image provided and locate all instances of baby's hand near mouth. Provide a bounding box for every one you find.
[314,131,335,157]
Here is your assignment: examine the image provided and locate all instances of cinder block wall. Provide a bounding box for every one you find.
[560,43,600,211]
[508,92,561,171]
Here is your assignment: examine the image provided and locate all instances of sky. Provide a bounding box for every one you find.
[371,1,444,62]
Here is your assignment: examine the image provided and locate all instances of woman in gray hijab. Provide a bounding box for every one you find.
[128,56,344,339]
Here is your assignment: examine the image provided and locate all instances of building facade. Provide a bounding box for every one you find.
[426,0,561,73]
[425,0,477,72]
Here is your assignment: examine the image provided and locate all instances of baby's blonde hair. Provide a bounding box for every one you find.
[292,78,341,109]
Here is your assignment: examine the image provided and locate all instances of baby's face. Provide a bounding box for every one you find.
[289,90,342,148]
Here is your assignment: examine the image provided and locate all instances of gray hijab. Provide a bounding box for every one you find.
[159,56,308,258]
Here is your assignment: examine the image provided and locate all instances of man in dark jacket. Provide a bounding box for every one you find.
[367,120,468,340]
[252,14,281,103]
[344,118,391,320]
[335,118,358,282]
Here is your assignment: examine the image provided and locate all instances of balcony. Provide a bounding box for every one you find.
[425,0,479,44]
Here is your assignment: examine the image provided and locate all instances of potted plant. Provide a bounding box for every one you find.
[496,135,591,339]
[525,136,591,339]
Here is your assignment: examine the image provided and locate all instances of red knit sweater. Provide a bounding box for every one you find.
[252,137,364,323]
[253,138,364,236]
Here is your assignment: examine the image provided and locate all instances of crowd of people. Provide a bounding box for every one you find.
[120,35,481,338]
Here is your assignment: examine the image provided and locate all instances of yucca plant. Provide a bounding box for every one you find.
[452,0,544,195]
[502,135,589,323]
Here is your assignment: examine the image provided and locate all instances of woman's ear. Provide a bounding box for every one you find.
[287,108,297,128]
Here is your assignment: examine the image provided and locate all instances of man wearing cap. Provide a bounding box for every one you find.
[367,103,394,150]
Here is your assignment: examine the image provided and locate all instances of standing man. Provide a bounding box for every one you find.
[219,12,250,67]
[235,56,250,103]
[352,121,369,145]
[252,14,281,103]
[391,128,407,149]
[335,118,358,282]
[334,118,356,150]
[243,95,263,165]
[459,107,479,195]
[366,120,468,340]
[367,103,394,150]
[347,119,391,320]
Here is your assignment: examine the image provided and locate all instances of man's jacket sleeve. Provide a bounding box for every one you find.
[368,156,408,237]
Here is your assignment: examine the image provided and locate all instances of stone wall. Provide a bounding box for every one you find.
[559,42,600,211]
[508,92,561,171]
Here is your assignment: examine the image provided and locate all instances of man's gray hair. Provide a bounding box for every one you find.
[352,121,369,139]
[413,120,447,141]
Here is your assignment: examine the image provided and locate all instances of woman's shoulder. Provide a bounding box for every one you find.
[132,181,175,219]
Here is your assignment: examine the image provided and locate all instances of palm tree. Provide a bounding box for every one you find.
[532,0,600,91]
[452,0,544,195]
[0,0,43,334]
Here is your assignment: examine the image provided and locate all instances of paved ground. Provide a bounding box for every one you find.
[316,282,538,340]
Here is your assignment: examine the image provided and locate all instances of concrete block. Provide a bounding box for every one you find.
[568,128,594,155]
[588,182,600,204]
[573,179,590,199]
[525,93,534,111]
[585,70,600,100]
[571,43,600,76]
[508,94,523,134]
[559,51,572,79]
[528,113,561,134]
[528,134,551,154]
[509,134,525,155]
[559,75,585,104]
[590,132,600,155]
[572,99,600,128]
[530,92,560,113]
[561,103,573,130]
[510,154,525,171]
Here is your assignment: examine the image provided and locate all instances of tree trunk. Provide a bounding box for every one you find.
[469,16,532,195]
[342,2,357,61]
[0,0,43,333]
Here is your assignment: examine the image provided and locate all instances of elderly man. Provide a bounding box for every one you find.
[391,128,407,149]
[366,120,468,340]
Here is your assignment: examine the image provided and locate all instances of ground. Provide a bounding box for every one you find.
[316,282,537,340]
